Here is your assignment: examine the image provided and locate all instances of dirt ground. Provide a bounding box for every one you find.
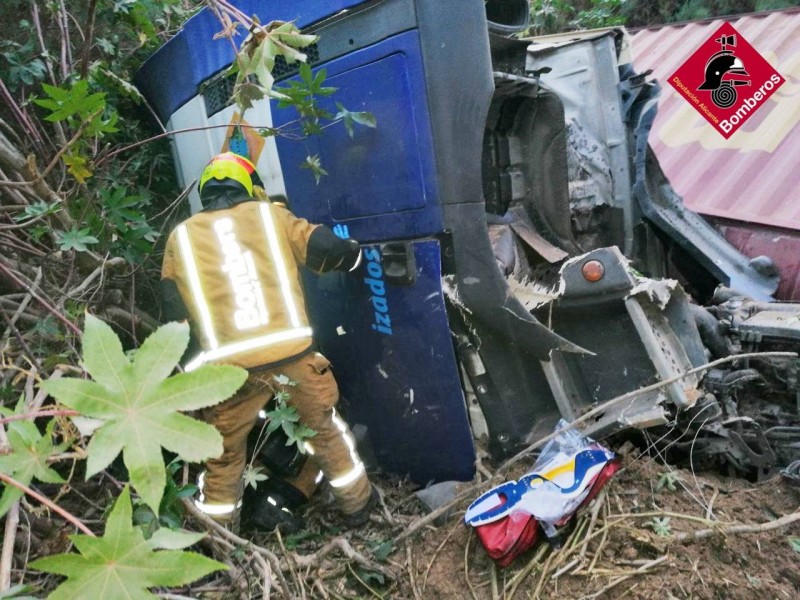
[411,451,800,600]
[14,444,800,599]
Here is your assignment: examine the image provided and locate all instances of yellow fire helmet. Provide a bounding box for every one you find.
[198,152,258,196]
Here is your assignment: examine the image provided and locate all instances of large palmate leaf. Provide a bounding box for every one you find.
[30,487,225,600]
[0,399,68,517]
[41,314,247,510]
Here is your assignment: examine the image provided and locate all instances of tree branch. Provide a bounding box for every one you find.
[0,472,95,537]
[674,510,800,543]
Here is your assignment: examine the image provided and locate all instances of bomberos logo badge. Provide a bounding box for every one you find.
[668,22,784,139]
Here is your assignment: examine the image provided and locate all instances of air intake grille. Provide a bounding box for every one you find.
[203,74,237,117]
[273,43,320,80]
[202,43,321,117]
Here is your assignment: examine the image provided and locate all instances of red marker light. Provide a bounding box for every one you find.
[581,260,605,282]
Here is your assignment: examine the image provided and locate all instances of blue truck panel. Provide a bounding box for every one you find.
[304,240,475,483]
[272,31,442,241]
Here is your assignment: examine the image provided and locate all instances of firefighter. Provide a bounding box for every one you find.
[160,152,376,531]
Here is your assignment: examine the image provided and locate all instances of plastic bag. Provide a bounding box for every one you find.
[465,420,619,564]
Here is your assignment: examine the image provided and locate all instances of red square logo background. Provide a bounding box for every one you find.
[668,22,785,138]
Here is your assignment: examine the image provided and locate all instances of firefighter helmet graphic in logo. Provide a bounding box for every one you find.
[697,34,750,108]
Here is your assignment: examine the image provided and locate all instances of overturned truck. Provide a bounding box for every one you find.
[136,0,800,483]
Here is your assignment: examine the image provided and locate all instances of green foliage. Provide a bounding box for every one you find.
[789,537,800,553]
[0,21,46,90]
[34,80,118,134]
[0,400,69,517]
[30,487,226,600]
[672,0,713,21]
[335,102,378,138]
[529,0,626,34]
[0,584,37,600]
[12,200,61,223]
[264,374,316,449]
[41,314,247,510]
[55,227,100,253]
[529,0,576,34]
[98,185,160,262]
[574,0,627,28]
[132,460,198,535]
[301,154,329,185]
[283,529,323,550]
[229,23,375,181]
[243,464,269,490]
[756,0,798,8]
[231,20,319,109]
[647,516,672,537]
[655,471,681,492]
[371,540,394,563]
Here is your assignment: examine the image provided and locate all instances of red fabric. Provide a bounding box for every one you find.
[475,511,538,567]
[473,458,621,566]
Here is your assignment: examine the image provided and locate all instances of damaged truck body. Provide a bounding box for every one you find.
[136,0,800,483]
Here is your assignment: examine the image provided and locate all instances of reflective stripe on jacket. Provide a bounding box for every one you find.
[161,201,319,370]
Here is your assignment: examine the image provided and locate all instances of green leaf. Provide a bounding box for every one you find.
[62,153,93,184]
[81,313,129,392]
[357,569,385,587]
[0,404,67,518]
[243,464,268,490]
[12,200,60,222]
[284,530,322,550]
[272,374,296,387]
[300,154,328,184]
[655,471,680,493]
[41,317,248,510]
[647,517,672,537]
[232,80,264,111]
[0,584,37,599]
[147,528,206,550]
[335,102,377,138]
[56,227,99,252]
[372,540,394,563]
[286,422,316,448]
[30,487,225,599]
[789,537,800,553]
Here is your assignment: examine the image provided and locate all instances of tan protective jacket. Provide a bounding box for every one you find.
[161,200,319,371]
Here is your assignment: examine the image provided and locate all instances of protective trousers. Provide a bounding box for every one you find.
[197,351,371,518]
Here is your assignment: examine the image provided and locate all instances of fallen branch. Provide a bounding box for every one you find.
[0,259,81,335]
[293,536,396,581]
[0,472,94,536]
[674,510,800,543]
[578,555,668,600]
[0,501,18,591]
[0,409,79,426]
[181,497,289,596]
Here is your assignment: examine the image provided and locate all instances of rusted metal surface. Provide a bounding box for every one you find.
[716,219,800,301]
[630,10,800,232]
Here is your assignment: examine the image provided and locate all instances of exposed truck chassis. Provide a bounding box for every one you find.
[469,21,800,479]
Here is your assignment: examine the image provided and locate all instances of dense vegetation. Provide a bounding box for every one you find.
[0,0,798,597]
[528,0,800,34]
